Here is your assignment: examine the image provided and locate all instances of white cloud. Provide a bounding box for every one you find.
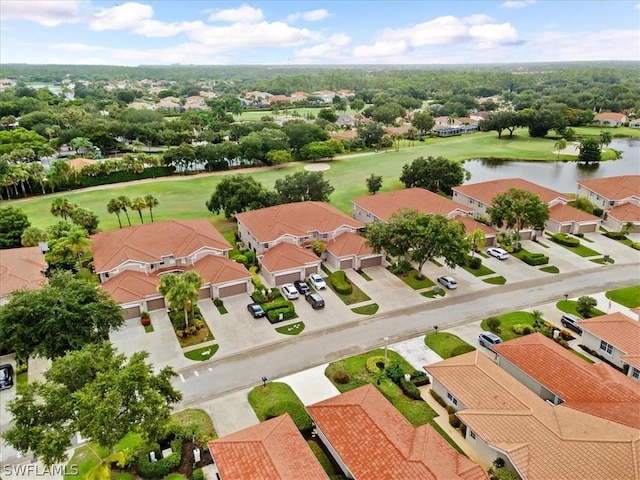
[462,14,494,25]
[53,43,110,52]
[294,34,350,60]
[208,4,263,23]
[1,0,87,26]
[381,16,470,46]
[89,3,200,37]
[192,21,318,48]
[469,23,520,47]
[500,0,536,8]
[353,40,407,58]
[287,9,329,22]
[635,2,640,9]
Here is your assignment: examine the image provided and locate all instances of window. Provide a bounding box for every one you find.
[599,340,613,355]
[478,202,484,208]
[446,392,458,406]
[469,430,476,440]
[469,199,475,205]
[263,243,269,249]
[632,368,640,380]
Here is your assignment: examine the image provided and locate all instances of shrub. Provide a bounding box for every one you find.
[213,298,223,307]
[576,295,598,317]
[399,377,423,400]
[555,337,569,348]
[592,207,604,217]
[266,306,295,324]
[366,356,388,373]
[633,242,640,251]
[486,317,501,333]
[574,232,584,238]
[262,298,292,312]
[251,289,267,304]
[250,271,265,290]
[551,233,580,247]
[512,324,535,335]
[604,231,627,240]
[460,423,467,437]
[385,363,405,383]
[410,371,430,386]
[559,330,574,341]
[332,369,352,385]
[330,270,352,295]
[519,252,549,266]
[264,401,313,433]
[138,443,182,479]
[232,254,248,266]
[451,345,476,357]
[446,405,456,415]
[141,311,151,326]
[468,256,482,269]
[244,250,256,266]
[430,389,447,408]
[448,413,460,428]
[193,469,204,480]
[493,458,506,469]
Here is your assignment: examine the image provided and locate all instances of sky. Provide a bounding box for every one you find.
[1,1,639,66]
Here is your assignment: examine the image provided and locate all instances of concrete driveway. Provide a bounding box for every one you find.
[582,232,640,265]
[348,266,430,312]
[389,337,443,370]
[195,388,259,437]
[278,364,339,405]
[421,259,493,295]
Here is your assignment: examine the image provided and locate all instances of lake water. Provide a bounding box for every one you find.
[463,138,640,192]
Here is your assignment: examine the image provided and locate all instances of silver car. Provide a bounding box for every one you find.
[437,276,458,290]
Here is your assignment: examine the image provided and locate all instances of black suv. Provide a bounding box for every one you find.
[0,364,14,390]
[560,314,582,334]
[294,280,310,295]
[305,292,325,309]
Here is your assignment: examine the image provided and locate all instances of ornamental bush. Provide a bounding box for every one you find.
[266,306,295,324]
[604,231,627,240]
[332,369,352,385]
[430,389,447,408]
[520,252,549,266]
[138,443,182,479]
[366,355,388,373]
[330,270,353,295]
[551,233,580,247]
[399,377,422,400]
[448,413,461,429]
[468,256,482,269]
[264,401,313,433]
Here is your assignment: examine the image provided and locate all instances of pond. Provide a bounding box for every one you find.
[463,138,640,192]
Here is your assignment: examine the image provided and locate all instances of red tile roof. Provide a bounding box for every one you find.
[236,202,362,244]
[188,255,251,285]
[0,246,47,298]
[208,414,328,480]
[325,232,376,257]
[451,215,498,235]
[493,333,640,429]
[307,385,487,480]
[453,179,569,205]
[577,175,640,201]
[594,112,627,122]
[352,188,472,222]
[608,202,640,222]
[579,313,640,368]
[92,220,231,272]
[66,157,98,171]
[260,242,320,272]
[548,203,600,223]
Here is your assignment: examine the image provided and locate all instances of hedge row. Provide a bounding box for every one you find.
[138,439,182,479]
[550,233,580,247]
[467,256,482,269]
[264,400,313,433]
[399,377,422,400]
[330,270,352,295]
[519,251,549,266]
[604,231,628,240]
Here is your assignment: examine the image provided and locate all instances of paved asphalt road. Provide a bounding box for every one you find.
[174,263,638,409]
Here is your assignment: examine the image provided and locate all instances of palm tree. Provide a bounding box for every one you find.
[182,271,204,316]
[621,221,635,237]
[51,198,76,220]
[144,194,159,222]
[107,198,123,228]
[469,228,486,257]
[554,138,567,159]
[63,226,92,271]
[157,272,203,329]
[130,197,147,224]
[599,131,612,150]
[117,195,132,226]
[532,309,544,328]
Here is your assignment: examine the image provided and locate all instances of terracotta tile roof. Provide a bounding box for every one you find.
[236,202,362,244]
[452,215,498,235]
[579,312,640,365]
[352,188,472,222]
[307,385,487,480]
[493,333,640,429]
[208,414,328,480]
[594,112,627,122]
[92,220,231,272]
[66,157,97,171]
[548,203,600,223]
[577,175,640,201]
[188,255,251,285]
[325,232,376,257]
[100,270,160,304]
[453,178,569,205]
[425,352,640,480]
[329,130,357,140]
[608,202,640,222]
[0,246,47,297]
[260,242,320,272]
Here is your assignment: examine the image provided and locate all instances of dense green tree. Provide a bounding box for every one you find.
[412,111,435,136]
[299,141,333,161]
[21,226,48,247]
[399,156,465,195]
[0,271,123,359]
[357,121,386,147]
[576,296,598,318]
[206,174,274,218]
[487,188,550,251]
[0,205,30,249]
[70,207,100,234]
[266,149,292,167]
[523,108,568,138]
[283,121,329,157]
[317,108,338,123]
[366,174,383,194]
[157,272,203,328]
[274,171,335,203]
[578,137,602,163]
[480,111,524,138]
[2,342,181,466]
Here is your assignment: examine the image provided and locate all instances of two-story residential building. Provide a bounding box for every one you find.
[0,246,47,305]
[92,219,251,318]
[425,351,640,480]
[578,312,640,381]
[576,175,640,232]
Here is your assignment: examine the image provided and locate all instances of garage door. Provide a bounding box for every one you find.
[305,265,318,277]
[218,282,248,298]
[519,230,533,240]
[121,305,140,319]
[578,223,598,233]
[485,236,496,247]
[340,258,353,270]
[360,256,382,268]
[198,286,211,300]
[560,224,571,233]
[275,271,301,286]
[146,297,166,311]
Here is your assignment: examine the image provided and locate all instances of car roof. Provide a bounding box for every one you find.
[482,332,501,340]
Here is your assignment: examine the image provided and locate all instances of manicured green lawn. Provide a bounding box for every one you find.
[357,269,373,281]
[184,344,219,361]
[424,332,475,359]
[590,257,615,265]
[171,408,217,439]
[571,125,639,138]
[556,300,605,319]
[462,263,495,277]
[144,324,154,333]
[248,382,312,432]
[325,272,371,305]
[275,321,306,335]
[307,439,341,476]
[398,269,435,289]
[422,289,446,298]
[16,371,27,395]
[480,311,537,341]
[539,265,559,274]
[351,303,379,315]
[483,276,506,285]
[605,285,640,308]
[548,235,601,257]
[164,475,186,480]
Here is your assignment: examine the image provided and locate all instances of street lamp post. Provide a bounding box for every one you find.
[384,337,390,360]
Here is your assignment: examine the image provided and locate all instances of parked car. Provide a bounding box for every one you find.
[305,292,325,309]
[294,280,310,295]
[281,283,300,300]
[0,364,14,390]
[487,247,509,260]
[437,275,458,290]
[478,332,503,350]
[308,273,327,290]
[561,314,582,334]
[247,303,265,318]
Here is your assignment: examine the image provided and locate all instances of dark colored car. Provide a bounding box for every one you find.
[305,291,325,309]
[0,364,14,390]
[294,280,310,295]
[561,314,582,334]
[247,303,265,318]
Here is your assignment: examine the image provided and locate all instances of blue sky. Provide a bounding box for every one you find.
[1,1,639,65]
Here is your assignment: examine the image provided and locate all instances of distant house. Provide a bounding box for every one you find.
[0,246,47,304]
[451,215,499,247]
[208,414,328,480]
[267,95,292,105]
[576,175,640,233]
[307,384,487,480]
[592,112,628,126]
[66,157,98,171]
[546,203,601,234]
[259,242,322,286]
[579,312,640,381]
[629,118,640,128]
[606,202,640,233]
[335,114,357,128]
[324,231,383,270]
